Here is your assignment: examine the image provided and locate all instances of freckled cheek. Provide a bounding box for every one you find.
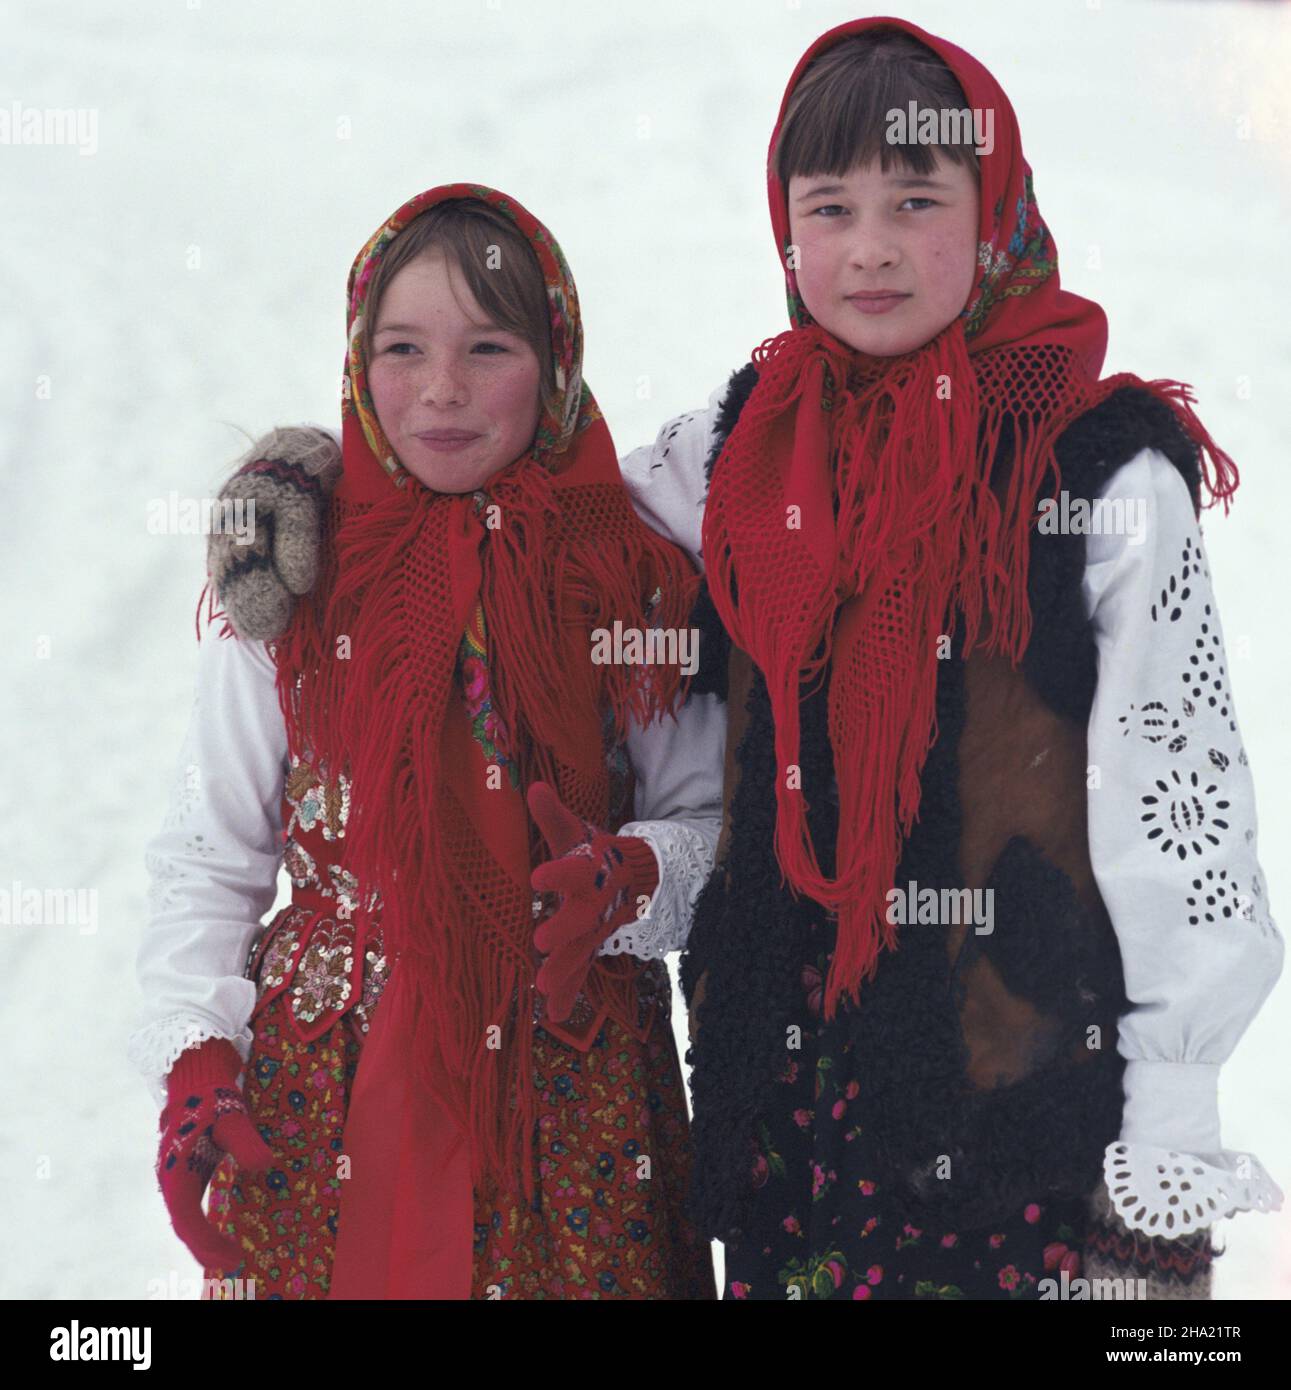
[919,230,978,301]
[367,365,413,437]
[791,227,839,308]
[485,370,539,424]
[480,368,543,458]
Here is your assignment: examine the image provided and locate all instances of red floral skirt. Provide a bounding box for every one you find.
[206,969,714,1300]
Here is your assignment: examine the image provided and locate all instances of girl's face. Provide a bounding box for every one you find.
[788,152,980,357]
[367,250,543,493]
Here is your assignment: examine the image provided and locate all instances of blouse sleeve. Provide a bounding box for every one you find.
[597,392,728,960]
[126,622,288,1105]
[1083,447,1284,1237]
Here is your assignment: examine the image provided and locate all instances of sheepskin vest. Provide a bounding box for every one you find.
[680,365,1203,1241]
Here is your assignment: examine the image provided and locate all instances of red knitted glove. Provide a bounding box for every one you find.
[156,1037,274,1270]
[527,781,660,1023]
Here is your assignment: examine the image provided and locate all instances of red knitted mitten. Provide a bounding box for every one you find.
[156,1037,274,1270]
[527,781,660,1023]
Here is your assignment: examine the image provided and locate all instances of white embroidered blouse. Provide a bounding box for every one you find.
[130,389,1282,1242]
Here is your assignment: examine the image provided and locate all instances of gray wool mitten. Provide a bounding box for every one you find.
[206,426,342,641]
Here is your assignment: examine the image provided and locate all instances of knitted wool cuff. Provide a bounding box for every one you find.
[165,1037,244,1110]
[1083,1179,1214,1301]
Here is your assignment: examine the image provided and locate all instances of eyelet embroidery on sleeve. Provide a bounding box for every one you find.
[161,764,204,832]
[1107,481,1280,944]
[126,1013,251,1108]
[146,855,189,916]
[1103,1141,1284,1237]
[1182,605,1236,735]
[1121,520,1248,867]
[1243,865,1279,942]
[657,411,700,465]
[1149,534,1204,623]
[1139,768,1231,861]
[599,819,717,959]
[1117,699,1183,750]
[1185,867,1240,925]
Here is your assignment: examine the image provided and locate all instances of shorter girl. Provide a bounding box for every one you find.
[130,185,722,1299]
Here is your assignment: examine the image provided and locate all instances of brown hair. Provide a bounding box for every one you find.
[360,199,557,405]
[774,27,980,185]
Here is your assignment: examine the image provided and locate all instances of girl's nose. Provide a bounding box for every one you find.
[419,359,467,408]
[848,222,901,272]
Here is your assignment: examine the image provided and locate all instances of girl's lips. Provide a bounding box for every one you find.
[846,292,911,316]
[414,430,482,453]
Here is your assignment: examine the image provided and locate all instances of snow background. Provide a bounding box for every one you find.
[2,0,1288,1300]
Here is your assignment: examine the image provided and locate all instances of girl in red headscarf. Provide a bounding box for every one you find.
[674,18,1282,1300]
[129,185,720,1299]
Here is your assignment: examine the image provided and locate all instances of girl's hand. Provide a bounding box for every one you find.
[526,781,659,1023]
[207,426,341,641]
[156,1038,274,1271]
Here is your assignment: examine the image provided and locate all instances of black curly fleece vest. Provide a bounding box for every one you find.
[679,363,1203,1242]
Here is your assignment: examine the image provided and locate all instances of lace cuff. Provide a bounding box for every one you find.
[126,1013,253,1109]
[598,818,718,959]
[1106,1058,1284,1236]
[1103,1141,1283,1238]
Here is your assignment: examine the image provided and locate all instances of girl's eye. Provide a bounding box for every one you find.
[808,204,848,218]
[900,197,937,211]
[381,341,513,358]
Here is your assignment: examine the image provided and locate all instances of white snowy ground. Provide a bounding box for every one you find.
[1,0,1288,1301]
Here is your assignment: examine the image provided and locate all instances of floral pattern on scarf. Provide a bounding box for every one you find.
[457,600,518,788]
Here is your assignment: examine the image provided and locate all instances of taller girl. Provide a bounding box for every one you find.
[682,17,1283,1300]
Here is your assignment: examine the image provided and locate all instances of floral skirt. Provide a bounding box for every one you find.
[723,975,1095,1301]
[206,986,714,1300]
